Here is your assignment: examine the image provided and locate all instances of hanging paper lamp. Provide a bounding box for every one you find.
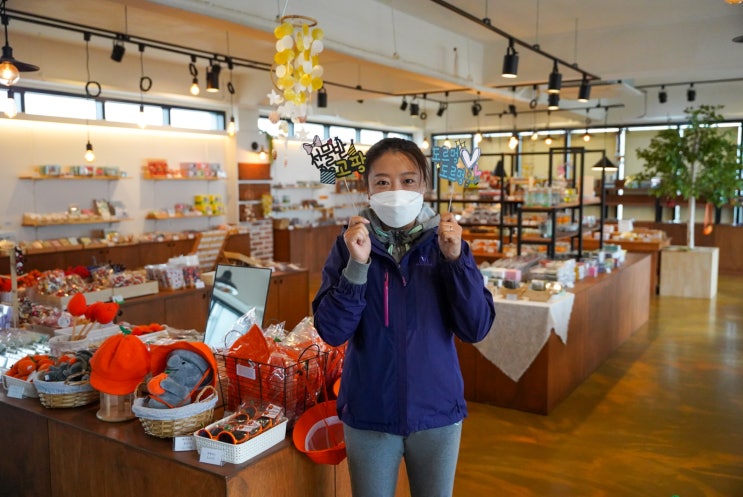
[270,15,324,122]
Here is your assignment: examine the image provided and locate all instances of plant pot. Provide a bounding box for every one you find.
[659,246,718,298]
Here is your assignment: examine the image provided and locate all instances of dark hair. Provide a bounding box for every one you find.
[362,137,431,189]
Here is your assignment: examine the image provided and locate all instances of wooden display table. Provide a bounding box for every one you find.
[580,236,669,296]
[0,392,351,497]
[456,252,651,415]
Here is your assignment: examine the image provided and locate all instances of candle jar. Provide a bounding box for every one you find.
[96,392,135,422]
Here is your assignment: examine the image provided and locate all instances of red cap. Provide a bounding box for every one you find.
[90,332,151,395]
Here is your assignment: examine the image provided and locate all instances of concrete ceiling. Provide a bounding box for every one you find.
[7,0,743,133]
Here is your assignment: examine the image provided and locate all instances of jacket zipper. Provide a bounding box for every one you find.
[384,270,389,327]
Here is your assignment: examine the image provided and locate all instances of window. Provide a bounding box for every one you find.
[359,129,384,145]
[105,101,164,127]
[329,125,356,143]
[170,108,223,131]
[296,122,325,140]
[24,92,97,120]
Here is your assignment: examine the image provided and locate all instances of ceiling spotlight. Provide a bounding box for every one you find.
[0,0,40,86]
[578,75,591,102]
[547,93,560,110]
[658,85,667,104]
[687,83,696,102]
[400,97,408,111]
[436,101,447,117]
[547,60,562,94]
[471,101,482,116]
[110,39,126,62]
[206,60,221,93]
[501,39,519,78]
[317,86,328,108]
[410,101,419,117]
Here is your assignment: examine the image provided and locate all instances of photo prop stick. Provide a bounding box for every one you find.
[432,140,482,211]
[302,135,367,211]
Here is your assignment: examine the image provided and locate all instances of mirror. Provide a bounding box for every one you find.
[203,264,272,349]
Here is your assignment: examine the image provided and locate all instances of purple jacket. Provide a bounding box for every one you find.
[312,226,495,436]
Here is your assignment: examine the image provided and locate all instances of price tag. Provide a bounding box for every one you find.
[57,314,71,328]
[172,436,196,452]
[194,280,205,289]
[236,363,256,380]
[7,385,25,399]
[199,447,225,466]
[505,293,519,301]
[111,294,125,304]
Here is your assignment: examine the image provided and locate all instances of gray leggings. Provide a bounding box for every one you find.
[343,421,462,497]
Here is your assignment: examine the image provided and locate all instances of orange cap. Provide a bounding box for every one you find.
[90,332,151,395]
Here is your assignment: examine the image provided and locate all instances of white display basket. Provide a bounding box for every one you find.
[193,415,288,465]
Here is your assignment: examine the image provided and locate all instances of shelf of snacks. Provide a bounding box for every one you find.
[22,214,132,227]
[19,165,126,180]
[19,175,128,181]
[142,159,226,180]
[145,212,223,220]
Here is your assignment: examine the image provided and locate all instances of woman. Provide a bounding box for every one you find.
[312,137,495,497]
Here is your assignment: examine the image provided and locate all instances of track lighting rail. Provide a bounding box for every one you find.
[429,0,601,81]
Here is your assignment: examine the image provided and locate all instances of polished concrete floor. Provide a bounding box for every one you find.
[454,275,743,497]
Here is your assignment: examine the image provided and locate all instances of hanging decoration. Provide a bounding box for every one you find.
[268,15,324,123]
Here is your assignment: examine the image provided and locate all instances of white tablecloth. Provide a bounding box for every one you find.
[473,292,575,382]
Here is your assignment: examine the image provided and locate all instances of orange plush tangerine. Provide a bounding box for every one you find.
[84,301,102,321]
[94,302,119,324]
[13,358,36,377]
[67,292,88,317]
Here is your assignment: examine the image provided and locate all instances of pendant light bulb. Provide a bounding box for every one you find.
[227,116,236,137]
[583,131,591,142]
[0,60,19,86]
[444,138,451,148]
[421,137,430,150]
[138,104,146,129]
[508,134,518,150]
[4,92,16,118]
[531,130,539,141]
[84,141,95,162]
[190,77,200,96]
[545,135,553,146]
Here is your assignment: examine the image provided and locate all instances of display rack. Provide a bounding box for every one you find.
[429,147,607,260]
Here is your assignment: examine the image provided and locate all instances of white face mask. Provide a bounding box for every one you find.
[369,190,424,228]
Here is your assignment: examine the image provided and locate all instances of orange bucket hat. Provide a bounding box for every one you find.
[90,329,151,395]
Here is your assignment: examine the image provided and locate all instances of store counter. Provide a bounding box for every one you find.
[456,252,651,415]
[475,292,575,382]
[0,392,353,497]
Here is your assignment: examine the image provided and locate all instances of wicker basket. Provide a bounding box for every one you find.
[522,289,554,302]
[2,374,39,398]
[131,385,218,438]
[33,373,98,408]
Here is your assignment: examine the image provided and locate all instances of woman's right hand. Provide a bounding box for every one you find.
[344,216,371,263]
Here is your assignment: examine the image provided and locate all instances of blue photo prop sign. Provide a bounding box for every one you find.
[432,141,481,187]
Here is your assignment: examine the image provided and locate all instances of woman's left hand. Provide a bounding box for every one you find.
[439,212,462,260]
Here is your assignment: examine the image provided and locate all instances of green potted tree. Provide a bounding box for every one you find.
[635,105,742,297]
[636,105,741,248]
